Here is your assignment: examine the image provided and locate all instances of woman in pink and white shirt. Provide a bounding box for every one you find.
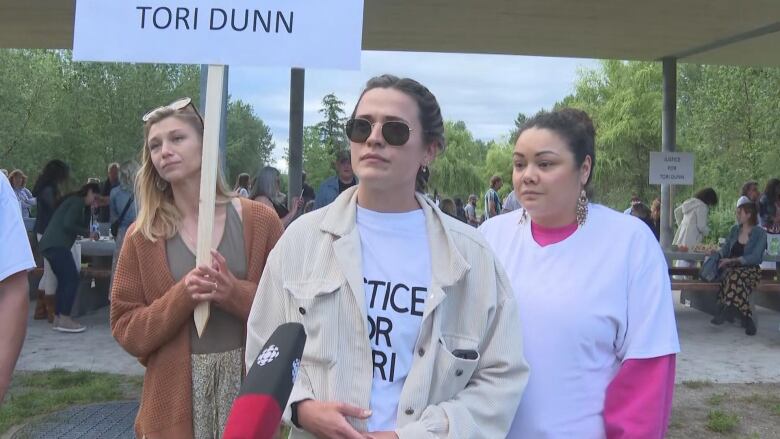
[480,108,679,439]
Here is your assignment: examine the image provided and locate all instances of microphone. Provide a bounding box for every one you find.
[224,322,307,439]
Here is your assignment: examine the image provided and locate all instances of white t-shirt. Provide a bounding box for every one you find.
[0,174,36,281]
[357,205,431,431]
[480,204,680,439]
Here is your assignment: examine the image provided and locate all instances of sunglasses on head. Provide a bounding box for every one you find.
[345,118,413,146]
[142,97,203,123]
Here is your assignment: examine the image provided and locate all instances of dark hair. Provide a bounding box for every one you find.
[58,182,100,207]
[352,74,446,192]
[694,187,718,207]
[741,181,758,197]
[631,202,651,219]
[490,175,502,187]
[454,197,464,208]
[764,178,780,202]
[234,173,250,190]
[439,198,456,217]
[738,202,758,226]
[32,159,70,197]
[518,108,596,187]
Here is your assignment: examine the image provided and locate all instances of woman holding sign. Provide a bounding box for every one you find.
[480,109,680,438]
[246,75,528,438]
[110,98,283,439]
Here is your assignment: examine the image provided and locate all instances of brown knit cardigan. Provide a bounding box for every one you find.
[110,199,283,438]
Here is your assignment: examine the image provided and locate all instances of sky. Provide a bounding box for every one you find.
[227,51,600,168]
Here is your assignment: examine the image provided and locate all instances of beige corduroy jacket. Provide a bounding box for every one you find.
[246,186,529,438]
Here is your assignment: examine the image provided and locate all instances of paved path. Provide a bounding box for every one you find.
[674,291,780,383]
[8,295,780,438]
[16,305,144,376]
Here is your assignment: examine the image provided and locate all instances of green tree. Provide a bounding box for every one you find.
[508,112,529,144]
[317,93,347,155]
[225,99,275,183]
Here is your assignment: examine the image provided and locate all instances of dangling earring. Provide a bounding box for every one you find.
[155,178,169,192]
[576,189,589,226]
[518,208,528,225]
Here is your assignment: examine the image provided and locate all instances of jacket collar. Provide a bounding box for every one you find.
[320,186,470,288]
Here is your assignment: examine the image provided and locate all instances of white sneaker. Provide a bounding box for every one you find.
[53,316,86,333]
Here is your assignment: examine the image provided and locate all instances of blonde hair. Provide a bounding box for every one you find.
[134,106,232,242]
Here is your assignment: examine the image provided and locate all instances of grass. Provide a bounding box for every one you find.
[706,392,727,406]
[0,369,142,434]
[682,380,714,390]
[705,410,739,433]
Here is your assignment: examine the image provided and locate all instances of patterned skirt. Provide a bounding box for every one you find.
[718,266,762,318]
[191,347,243,439]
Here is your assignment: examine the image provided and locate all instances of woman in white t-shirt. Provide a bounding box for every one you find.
[246,75,528,439]
[480,108,680,439]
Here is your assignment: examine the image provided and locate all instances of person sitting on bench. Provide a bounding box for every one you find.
[711,201,767,335]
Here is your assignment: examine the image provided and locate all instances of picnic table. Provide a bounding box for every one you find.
[664,250,780,316]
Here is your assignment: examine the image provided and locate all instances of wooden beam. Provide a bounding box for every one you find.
[194,65,226,337]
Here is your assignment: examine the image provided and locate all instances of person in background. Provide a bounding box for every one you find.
[623,194,642,214]
[464,194,479,226]
[314,149,357,209]
[111,98,283,438]
[631,202,659,240]
[234,173,250,198]
[250,166,303,228]
[301,171,315,206]
[484,175,503,220]
[0,173,36,403]
[650,197,662,240]
[31,159,70,322]
[247,74,527,438]
[454,197,467,223]
[98,163,120,223]
[711,201,767,335]
[502,189,522,214]
[110,160,139,275]
[38,182,101,333]
[481,108,678,438]
[9,170,36,218]
[673,187,718,250]
[741,181,760,204]
[439,198,457,218]
[759,178,780,228]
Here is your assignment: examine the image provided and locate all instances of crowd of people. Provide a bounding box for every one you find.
[1,72,775,438]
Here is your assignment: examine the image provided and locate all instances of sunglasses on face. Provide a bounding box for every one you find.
[142,97,203,124]
[345,118,413,146]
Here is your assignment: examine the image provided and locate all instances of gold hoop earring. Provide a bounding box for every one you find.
[576,189,589,226]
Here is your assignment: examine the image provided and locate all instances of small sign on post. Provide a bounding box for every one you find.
[649,152,694,186]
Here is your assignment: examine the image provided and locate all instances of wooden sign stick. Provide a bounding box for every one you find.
[194,64,226,337]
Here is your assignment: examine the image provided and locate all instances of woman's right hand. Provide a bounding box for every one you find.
[183,267,218,304]
[297,400,371,439]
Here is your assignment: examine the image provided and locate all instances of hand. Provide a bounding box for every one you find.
[290,196,304,215]
[297,400,371,439]
[366,432,399,439]
[189,250,238,308]
[718,258,732,269]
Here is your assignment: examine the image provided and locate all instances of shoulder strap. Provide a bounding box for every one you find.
[116,195,134,224]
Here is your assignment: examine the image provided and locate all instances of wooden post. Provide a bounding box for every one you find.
[194,64,226,337]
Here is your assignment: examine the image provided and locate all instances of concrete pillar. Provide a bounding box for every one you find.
[660,57,677,248]
[288,68,305,207]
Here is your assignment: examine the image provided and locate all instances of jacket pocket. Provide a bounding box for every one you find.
[429,334,481,404]
[283,279,341,365]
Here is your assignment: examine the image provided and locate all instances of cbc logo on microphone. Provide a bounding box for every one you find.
[257,345,280,367]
